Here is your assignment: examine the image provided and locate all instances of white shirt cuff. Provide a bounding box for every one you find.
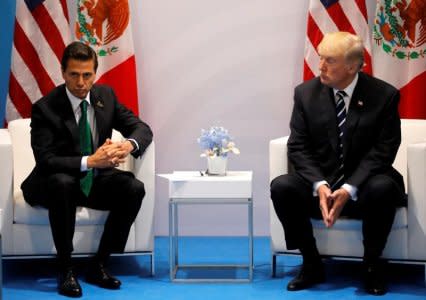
[341,183,358,200]
[313,180,329,196]
[81,156,89,171]
[127,138,139,153]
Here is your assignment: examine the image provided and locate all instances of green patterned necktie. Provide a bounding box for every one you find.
[79,100,93,197]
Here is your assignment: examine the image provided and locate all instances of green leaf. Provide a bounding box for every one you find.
[383,43,392,53]
[409,52,419,59]
[395,51,406,59]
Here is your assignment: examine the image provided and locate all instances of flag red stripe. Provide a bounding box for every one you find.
[60,0,69,22]
[307,13,323,51]
[326,2,356,34]
[355,0,368,22]
[399,71,426,119]
[303,60,315,81]
[13,21,56,97]
[8,72,33,118]
[32,4,65,62]
[96,56,139,116]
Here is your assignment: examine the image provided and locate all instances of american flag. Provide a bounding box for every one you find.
[6,0,71,123]
[303,0,372,81]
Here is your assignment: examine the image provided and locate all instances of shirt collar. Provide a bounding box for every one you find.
[65,87,91,114]
[333,73,358,99]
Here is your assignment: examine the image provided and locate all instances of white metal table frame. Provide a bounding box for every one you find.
[162,171,253,283]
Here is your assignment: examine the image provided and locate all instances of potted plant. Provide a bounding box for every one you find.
[197,126,240,175]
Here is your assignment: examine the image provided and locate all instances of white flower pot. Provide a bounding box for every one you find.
[207,156,227,175]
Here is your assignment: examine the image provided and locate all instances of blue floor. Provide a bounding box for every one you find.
[3,237,426,299]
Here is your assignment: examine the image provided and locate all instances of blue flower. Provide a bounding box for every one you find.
[197,126,240,157]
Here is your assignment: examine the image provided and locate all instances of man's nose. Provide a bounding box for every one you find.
[319,60,325,72]
[76,75,84,85]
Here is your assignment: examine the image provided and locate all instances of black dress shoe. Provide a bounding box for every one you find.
[287,262,326,291]
[58,268,82,298]
[86,262,121,289]
[364,262,387,295]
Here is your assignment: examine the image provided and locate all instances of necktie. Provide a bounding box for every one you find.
[332,90,347,190]
[79,101,93,197]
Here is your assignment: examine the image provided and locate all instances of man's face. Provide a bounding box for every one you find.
[318,52,355,90]
[62,58,96,99]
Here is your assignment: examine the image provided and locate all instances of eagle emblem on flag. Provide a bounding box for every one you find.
[373,0,426,60]
[75,0,130,56]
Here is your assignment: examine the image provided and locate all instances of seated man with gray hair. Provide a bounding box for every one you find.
[271,31,406,295]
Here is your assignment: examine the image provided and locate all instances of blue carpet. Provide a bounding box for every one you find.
[3,237,426,299]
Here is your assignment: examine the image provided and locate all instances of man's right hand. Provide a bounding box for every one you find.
[87,139,126,169]
[318,184,333,228]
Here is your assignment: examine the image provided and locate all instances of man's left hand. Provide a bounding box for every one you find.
[112,140,134,160]
[327,188,350,227]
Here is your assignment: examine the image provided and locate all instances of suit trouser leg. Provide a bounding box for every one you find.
[270,174,320,255]
[354,174,399,261]
[271,172,401,265]
[88,171,145,260]
[46,173,82,268]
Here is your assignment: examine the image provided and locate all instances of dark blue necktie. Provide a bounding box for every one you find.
[332,90,347,190]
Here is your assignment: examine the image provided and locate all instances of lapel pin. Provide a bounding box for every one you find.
[96,100,104,108]
[357,100,364,107]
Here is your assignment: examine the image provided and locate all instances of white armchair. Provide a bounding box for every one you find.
[269,119,426,279]
[0,118,155,274]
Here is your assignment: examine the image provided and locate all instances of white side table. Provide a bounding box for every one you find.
[158,171,253,282]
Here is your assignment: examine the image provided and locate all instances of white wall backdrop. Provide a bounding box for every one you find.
[129,0,377,236]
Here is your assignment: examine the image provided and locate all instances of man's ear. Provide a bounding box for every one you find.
[347,62,359,75]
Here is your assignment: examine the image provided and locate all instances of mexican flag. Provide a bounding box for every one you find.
[74,0,139,115]
[372,0,426,119]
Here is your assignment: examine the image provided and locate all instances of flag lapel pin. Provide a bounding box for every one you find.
[96,100,104,108]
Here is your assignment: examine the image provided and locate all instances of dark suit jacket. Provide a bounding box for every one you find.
[287,72,405,206]
[21,84,153,206]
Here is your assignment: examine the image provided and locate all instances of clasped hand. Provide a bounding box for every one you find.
[318,184,350,228]
[87,138,134,169]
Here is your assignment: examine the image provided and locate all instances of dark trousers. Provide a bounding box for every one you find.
[270,173,402,261]
[46,170,145,267]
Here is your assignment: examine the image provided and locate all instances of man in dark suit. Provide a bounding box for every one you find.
[21,41,153,298]
[270,32,405,295]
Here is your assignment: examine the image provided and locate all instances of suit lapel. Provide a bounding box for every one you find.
[343,73,366,158]
[320,86,340,154]
[55,86,80,152]
[91,86,107,145]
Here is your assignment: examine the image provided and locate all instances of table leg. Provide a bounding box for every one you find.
[174,202,179,266]
[169,200,174,281]
[248,198,253,281]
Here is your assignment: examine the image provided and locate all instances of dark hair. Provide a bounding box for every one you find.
[61,41,98,72]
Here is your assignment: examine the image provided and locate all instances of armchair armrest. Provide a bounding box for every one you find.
[133,142,155,251]
[0,129,13,241]
[269,137,289,254]
[269,137,289,182]
[407,142,426,260]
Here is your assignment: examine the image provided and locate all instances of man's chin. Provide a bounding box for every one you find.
[319,76,328,84]
[73,91,88,99]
